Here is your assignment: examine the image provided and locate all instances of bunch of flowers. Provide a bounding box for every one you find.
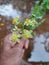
[10,0,47,44]
[10,16,44,44]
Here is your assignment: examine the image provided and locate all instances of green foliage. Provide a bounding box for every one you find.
[41,0,49,9]
[32,1,46,20]
[43,0,49,9]
[11,0,47,43]
[33,2,44,19]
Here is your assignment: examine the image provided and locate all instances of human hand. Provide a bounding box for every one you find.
[1,33,29,65]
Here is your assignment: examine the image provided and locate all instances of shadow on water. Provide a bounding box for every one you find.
[0,1,49,63]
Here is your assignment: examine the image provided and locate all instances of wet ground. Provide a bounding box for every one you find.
[0,1,49,65]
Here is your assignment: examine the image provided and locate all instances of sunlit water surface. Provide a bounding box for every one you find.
[0,4,22,18]
[28,32,49,62]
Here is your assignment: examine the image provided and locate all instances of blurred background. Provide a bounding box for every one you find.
[0,0,49,65]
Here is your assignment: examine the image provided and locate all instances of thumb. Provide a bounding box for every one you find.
[23,39,29,49]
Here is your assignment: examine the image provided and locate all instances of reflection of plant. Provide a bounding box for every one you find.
[11,0,49,44]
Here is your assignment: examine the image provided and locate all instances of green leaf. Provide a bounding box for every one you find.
[46,3,49,9]
[28,25,33,30]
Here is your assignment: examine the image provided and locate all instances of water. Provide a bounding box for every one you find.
[0,4,22,18]
[28,32,49,62]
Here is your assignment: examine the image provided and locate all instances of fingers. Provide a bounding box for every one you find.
[15,37,26,49]
[3,33,29,50]
[24,39,29,49]
[4,34,15,47]
[23,39,29,49]
[19,37,29,49]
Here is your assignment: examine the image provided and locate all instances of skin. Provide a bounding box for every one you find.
[0,33,29,65]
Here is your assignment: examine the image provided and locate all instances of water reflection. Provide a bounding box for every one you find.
[28,32,49,62]
[0,4,22,18]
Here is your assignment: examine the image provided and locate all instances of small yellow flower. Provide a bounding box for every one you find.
[25,18,30,23]
[26,18,29,22]
[25,33,30,38]
[12,17,19,24]
[12,19,17,24]
[12,35,17,42]
[23,29,32,39]
[24,18,31,26]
